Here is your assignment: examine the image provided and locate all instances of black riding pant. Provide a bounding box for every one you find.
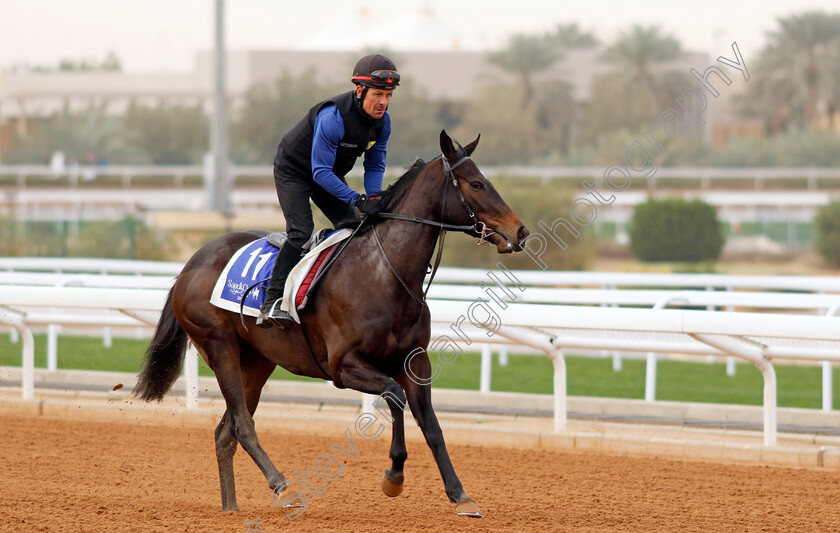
[274,164,359,249]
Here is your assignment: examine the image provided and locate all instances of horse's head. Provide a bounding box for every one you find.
[437,130,529,253]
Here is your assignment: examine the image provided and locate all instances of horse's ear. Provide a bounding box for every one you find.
[463,134,480,156]
[439,130,458,160]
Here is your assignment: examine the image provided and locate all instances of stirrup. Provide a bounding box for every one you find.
[256,299,293,329]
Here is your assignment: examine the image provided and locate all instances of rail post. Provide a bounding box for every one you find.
[646,297,688,402]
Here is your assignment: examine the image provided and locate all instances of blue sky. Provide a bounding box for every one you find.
[1,0,837,73]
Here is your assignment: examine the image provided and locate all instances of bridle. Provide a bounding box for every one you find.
[440,153,497,245]
[372,152,496,306]
[377,153,496,242]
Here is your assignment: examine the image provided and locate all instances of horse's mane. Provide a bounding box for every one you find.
[352,158,429,235]
[379,158,429,211]
[357,145,466,232]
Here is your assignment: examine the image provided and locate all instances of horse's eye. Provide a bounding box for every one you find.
[470,180,483,190]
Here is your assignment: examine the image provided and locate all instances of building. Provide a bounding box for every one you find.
[0,5,727,156]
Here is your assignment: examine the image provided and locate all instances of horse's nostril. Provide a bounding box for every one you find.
[517,226,529,241]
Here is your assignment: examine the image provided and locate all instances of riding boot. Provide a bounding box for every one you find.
[256,240,304,328]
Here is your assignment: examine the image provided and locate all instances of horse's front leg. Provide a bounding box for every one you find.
[397,354,482,518]
[331,353,408,497]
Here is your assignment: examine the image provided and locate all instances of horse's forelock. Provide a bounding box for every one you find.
[448,137,468,160]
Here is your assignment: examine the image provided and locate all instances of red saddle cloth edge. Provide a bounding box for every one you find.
[295,243,338,309]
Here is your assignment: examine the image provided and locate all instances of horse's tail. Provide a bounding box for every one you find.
[133,284,189,402]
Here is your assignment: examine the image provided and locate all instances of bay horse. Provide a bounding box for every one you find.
[133,131,529,517]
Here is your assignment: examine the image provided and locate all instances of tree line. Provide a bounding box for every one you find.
[4,11,840,168]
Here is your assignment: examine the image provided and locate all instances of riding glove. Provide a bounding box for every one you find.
[355,192,385,216]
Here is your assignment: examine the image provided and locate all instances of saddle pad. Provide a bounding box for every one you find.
[281,228,352,323]
[209,237,279,317]
[209,229,352,321]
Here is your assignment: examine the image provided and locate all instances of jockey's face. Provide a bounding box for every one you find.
[357,86,393,119]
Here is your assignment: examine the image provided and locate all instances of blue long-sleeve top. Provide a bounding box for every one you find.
[311,105,390,205]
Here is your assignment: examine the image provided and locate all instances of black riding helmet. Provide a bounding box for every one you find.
[351,54,400,90]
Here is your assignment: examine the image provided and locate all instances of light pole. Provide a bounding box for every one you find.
[211,0,233,217]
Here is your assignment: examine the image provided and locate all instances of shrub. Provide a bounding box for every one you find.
[815,201,840,266]
[629,198,724,262]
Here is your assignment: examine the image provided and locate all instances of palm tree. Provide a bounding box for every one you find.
[743,11,840,129]
[736,53,800,134]
[488,33,561,102]
[535,79,577,155]
[748,11,840,128]
[823,39,840,128]
[545,23,599,49]
[602,24,683,112]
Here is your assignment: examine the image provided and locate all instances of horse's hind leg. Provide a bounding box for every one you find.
[205,336,287,505]
[214,349,277,512]
[215,410,240,512]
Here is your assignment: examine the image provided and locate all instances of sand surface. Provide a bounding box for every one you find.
[4,412,840,533]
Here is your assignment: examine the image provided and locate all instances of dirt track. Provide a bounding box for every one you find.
[4,412,840,533]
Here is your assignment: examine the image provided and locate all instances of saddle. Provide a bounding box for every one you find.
[209,228,352,322]
[266,227,332,251]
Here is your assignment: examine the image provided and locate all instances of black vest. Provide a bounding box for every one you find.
[275,91,386,180]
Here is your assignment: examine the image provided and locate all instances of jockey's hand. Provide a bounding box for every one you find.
[355,192,384,217]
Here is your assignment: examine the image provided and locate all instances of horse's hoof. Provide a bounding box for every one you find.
[381,472,404,497]
[456,500,482,518]
[222,505,242,513]
[271,484,305,508]
[278,501,304,509]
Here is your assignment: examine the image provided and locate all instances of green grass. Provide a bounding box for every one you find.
[1,333,839,409]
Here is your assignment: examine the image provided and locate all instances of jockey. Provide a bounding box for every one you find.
[257,53,399,327]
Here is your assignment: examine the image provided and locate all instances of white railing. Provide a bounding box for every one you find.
[427,285,840,408]
[428,285,840,309]
[0,286,168,400]
[6,270,840,407]
[426,299,840,446]
[0,272,175,289]
[430,268,840,410]
[5,261,840,407]
[6,259,840,292]
[0,269,175,371]
[3,281,840,446]
[431,267,840,293]
[3,165,840,190]
[0,257,183,276]
[4,261,840,411]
